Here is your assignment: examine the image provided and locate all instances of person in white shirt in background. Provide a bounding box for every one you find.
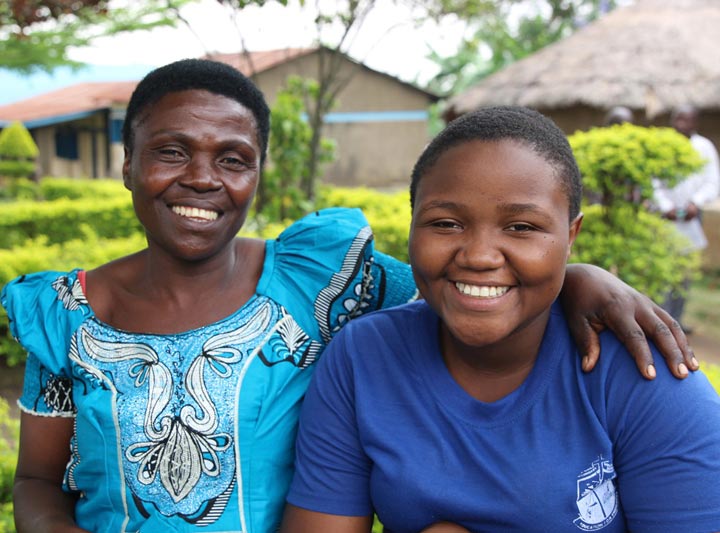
[653,104,720,332]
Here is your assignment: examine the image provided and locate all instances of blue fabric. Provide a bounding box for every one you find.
[1,207,417,533]
[288,300,720,532]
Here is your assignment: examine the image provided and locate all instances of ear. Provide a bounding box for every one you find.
[566,212,584,258]
[122,147,132,191]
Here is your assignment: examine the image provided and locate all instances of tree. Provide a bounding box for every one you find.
[211,0,506,201]
[427,0,620,96]
[257,76,335,221]
[0,0,193,73]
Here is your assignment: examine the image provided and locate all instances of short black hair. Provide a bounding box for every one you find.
[410,106,582,220]
[122,58,270,164]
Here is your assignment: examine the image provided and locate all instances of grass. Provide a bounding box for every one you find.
[686,272,720,344]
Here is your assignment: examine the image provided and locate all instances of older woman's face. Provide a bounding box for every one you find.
[123,89,261,262]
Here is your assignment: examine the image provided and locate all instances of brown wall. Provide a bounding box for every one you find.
[255,51,433,187]
[540,105,720,149]
[31,113,110,179]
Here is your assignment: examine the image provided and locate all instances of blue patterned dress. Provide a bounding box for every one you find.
[1,208,417,533]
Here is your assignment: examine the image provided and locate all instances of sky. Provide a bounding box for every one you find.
[0,0,466,105]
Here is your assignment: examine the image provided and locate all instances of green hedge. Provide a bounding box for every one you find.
[1,177,127,202]
[0,397,18,532]
[0,197,141,249]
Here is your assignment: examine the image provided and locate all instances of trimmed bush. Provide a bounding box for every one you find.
[0,197,141,249]
[569,125,705,302]
[0,397,18,532]
[0,122,38,160]
[0,121,38,182]
[571,205,701,303]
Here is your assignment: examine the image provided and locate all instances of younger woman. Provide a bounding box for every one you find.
[282,107,720,532]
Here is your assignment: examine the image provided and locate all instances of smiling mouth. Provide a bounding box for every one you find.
[455,282,510,299]
[171,205,219,221]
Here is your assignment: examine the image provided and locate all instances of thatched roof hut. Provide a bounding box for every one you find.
[444,0,720,142]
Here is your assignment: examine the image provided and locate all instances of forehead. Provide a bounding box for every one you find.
[133,89,255,130]
[415,138,569,210]
[421,139,557,186]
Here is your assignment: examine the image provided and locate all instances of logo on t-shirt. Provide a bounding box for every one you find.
[573,456,618,531]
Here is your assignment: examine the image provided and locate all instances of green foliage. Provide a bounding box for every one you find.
[0,197,140,248]
[568,124,704,303]
[0,0,194,74]
[0,160,35,180]
[703,363,720,395]
[317,186,411,261]
[257,77,335,222]
[571,205,701,303]
[428,0,617,96]
[0,396,18,531]
[0,177,127,202]
[569,124,705,211]
[0,123,38,161]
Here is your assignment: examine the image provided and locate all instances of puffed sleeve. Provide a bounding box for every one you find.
[257,207,417,345]
[1,270,92,416]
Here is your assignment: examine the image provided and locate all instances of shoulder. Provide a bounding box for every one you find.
[2,269,88,319]
[583,329,720,439]
[276,207,371,244]
[1,269,91,364]
[691,134,719,157]
[322,300,434,371]
[258,208,415,344]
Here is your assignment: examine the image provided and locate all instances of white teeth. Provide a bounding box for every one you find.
[171,205,218,221]
[455,282,509,299]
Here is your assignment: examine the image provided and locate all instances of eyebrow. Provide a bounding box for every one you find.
[497,202,548,215]
[416,200,463,214]
[418,200,552,217]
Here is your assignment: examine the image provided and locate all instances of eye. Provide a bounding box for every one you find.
[430,219,462,230]
[219,151,256,170]
[506,222,537,232]
[156,146,186,161]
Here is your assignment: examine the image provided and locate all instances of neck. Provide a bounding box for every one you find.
[439,312,550,403]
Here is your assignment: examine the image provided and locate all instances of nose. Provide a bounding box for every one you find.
[455,228,505,271]
[178,155,222,191]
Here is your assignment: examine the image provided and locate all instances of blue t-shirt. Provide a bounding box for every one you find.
[288,300,720,532]
[1,208,417,533]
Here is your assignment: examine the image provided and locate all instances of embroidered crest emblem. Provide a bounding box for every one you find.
[573,456,618,531]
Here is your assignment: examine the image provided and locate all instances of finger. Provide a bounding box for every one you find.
[566,315,601,372]
[608,323,660,379]
[640,305,698,373]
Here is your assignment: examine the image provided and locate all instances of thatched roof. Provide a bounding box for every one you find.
[445,0,720,119]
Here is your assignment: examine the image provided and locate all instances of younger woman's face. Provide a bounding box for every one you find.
[409,138,582,357]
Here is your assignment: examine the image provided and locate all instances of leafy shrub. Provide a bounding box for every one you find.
[570,124,704,208]
[571,205,701,303]
[39,177,127,201]
[0,121,38,183]
[0,122,38,161]
[703,362,720,395]
[0,160,35,179]
[0,197,141,249]
[568,125,705,301]
[0,397,18,532]
[256,76,335,221]
[2,178,39,201]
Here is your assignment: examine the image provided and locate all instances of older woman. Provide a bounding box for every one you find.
[2,60,696,533]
